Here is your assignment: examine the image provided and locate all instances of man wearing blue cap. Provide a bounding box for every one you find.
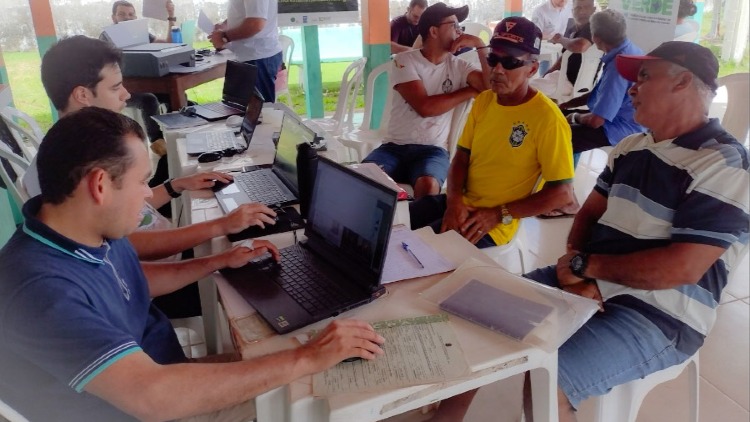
[410,17,575,248]
[432,41,749,422]
[363,2,490,199]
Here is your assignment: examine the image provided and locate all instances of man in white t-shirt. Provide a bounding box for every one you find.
[363,2,490,199]
[209,0,283,102]
[532,0,573,40]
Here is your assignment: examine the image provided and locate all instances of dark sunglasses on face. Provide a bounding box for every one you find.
[487,53,535,70]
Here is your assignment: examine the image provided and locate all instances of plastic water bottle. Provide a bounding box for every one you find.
[170,27,182,44]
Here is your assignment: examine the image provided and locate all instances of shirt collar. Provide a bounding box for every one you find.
[21,196,108,265]
[601,38,633,64]
[672,118,726,150]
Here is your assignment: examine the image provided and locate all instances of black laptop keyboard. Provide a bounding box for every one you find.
[201,102,240,113]
[274,246,360,315]
[235,171,295,205]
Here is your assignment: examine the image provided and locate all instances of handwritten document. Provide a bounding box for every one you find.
[312,314,470,397]
[381,227,456,284]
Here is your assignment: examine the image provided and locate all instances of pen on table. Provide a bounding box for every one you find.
[401,242,425,269]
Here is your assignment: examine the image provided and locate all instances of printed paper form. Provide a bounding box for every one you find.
[198,10,215,35]
[381,226,456,284]
[142,0,169,21]
[312,314,470,397]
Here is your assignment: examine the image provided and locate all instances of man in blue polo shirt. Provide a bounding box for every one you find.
[429,41,749,422]
[0,108,385,421]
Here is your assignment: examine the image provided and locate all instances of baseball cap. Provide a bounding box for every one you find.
[418,2,470,35]
[490,17,543,55]
[615,41,719,91]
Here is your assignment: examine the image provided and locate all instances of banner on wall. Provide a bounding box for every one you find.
[608,0,678,52]
[278,0,359,26]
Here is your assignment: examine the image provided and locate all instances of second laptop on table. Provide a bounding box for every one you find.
[191,60,259,121]
[221,157,398,334]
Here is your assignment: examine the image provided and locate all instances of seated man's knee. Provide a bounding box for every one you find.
[413,176,441,198]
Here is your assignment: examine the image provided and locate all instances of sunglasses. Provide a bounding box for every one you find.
[487,53,535,70]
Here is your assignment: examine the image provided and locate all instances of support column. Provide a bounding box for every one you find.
[27,0,58,121]
[721,0,749,63]
[361,0,391,129]
[301,26,324,118]
[504,0,524,18]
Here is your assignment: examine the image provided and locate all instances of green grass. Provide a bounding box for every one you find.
[4,41,362,131]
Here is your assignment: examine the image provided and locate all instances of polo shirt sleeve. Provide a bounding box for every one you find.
[391,52,421,86]
[588,66,630,122]
[536,110,574,183]
[2,278,142,393]
[671,149,750,249]
[243,0,270,19]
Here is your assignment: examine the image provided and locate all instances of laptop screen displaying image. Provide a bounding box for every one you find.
[306,158,396,278]
[272,113,317,192]
[240,89,265,145]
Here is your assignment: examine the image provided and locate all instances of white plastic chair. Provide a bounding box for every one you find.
[591,351,700,422]
[275,34,295,107]
[716,72,749,145]
[673,20,700,42]
[336,61,393,162]
[462,22,493,44]
[550,46,603,103]
[305,57,367,137]
[0,140,31,209]
[0,106,42,161]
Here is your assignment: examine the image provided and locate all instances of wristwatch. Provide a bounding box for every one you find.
[500,204,513,225]
[167,16,177,22]
[163,179,182,198]
[569,253,589,278]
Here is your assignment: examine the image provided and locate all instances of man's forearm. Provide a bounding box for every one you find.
[558,38,591,54]
[225,17,265,41]
[504,183,574,219]
[560,92,590,109]
[566,190,607,251]
[142,253,228,296]
[414,87,478,117]
[129,220,225,261]
[391,41,411,54]
[585,243,727,290]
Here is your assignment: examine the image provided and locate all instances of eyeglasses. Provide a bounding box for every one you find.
[438,21,464,32]
[487,53,535,70]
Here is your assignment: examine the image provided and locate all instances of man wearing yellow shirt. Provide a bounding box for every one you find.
[410,17,576,248]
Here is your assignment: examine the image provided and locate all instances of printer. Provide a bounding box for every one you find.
[122,45,195,77]
[102,18,196,77]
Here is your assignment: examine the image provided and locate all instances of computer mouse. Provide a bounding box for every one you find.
[197,151,222,163]
[225,115,243,128]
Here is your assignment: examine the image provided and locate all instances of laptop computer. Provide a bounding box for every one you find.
[185,88,264,156]
[102,19,185,50]
[214,113,317,210]
[220,157,398,333]
[190,61,259,121]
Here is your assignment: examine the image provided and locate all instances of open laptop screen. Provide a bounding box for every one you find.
[223,61,258,107]
[307,158,396,275]
[240,89,264,145]
[273,113,316,193]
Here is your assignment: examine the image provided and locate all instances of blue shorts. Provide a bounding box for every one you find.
[363,143,449,187]
[524,266,693,409]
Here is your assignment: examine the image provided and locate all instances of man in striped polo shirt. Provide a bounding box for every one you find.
[431,41,749,422]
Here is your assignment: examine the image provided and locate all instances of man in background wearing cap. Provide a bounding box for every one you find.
[362,2,490,199]
[410,16,575,251]
[433,41,749,422]
[540,9,644,218]
[391,0,428,53]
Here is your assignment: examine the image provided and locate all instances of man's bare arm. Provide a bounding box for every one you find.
[566,188,607,252]
[396,81,478,117]
[391,41,412,54]
[441,148,471,233]
[550,33,593,54]
[85,320,385,422]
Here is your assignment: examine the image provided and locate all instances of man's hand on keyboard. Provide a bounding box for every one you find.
[220,240,280,268]
[300,320,385,371]
[220,203,277,235]
[172,171,234,193]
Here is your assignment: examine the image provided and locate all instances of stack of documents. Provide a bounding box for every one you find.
[381,226,456,284]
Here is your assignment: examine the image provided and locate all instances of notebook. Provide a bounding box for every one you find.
[191,60,259,121]
[185,90,264,156]
[213,113,317,210]
[220,157,398,333]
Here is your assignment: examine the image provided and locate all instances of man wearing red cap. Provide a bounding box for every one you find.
[432,41,749,422]
[410,17,575,249]
[363,2,490,199]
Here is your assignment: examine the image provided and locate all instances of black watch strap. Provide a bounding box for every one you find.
[167,16,177,22]
[164,179,181,198]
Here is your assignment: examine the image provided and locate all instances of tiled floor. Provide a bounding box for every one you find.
[171,148,749,421]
